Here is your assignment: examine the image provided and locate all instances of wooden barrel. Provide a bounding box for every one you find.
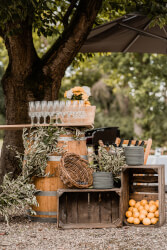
[57,133,88,160]
[29,155,66,222]
[29,133,88,222]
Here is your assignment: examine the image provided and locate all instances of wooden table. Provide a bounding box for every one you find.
[0,123,93,130]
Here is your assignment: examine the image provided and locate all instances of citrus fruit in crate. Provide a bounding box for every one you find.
[126,211,132,218]
[147,212,154,219]
[144,204,150,212]
[149,204,157,213]
[132,207,138,213]
[135,202,140,209]
[143,217,151,226]
[138,205,144,212]
[134,218,140,224]
[149,200,155,206]
[151,218,158,224]
[126,199,159,225]
[140,200,147,206]
[127,217,134,223]
[133,211,140,218]
[139,213,145,222]
[155,210,159,218]
[155,200,159,208]
[129,199,136,207]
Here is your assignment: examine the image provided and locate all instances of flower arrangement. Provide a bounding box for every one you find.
[64,86,91,106]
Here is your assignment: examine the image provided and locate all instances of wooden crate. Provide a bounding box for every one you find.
[52,106,96,126]
[57,189,122,229]
[122,165,165,227]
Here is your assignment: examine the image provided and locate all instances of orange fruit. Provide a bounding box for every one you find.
[138,205,144,212]
[128,207,133,212]
[147,212,154,219]
[143,217,151,226]
[133,211,140,218]
[149,200,155,206]
[129,199,136,207]
[126,211,132,218]
[139,213,145,222]
[140,200,147,206]
[132,208,138,213]
[135,202,141,209]
[127,217,134,224]
[144,204,150,212]
[134,218,140,224]
[155,200,159,208]
[155,210,159,218]
[149,205,157,213]
[140,209,148,216]
[151,218,158,224]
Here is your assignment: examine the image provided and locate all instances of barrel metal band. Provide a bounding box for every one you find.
[28,216,57,223]
[80,155,88,160]
[48,156,62,161]
[35,191,57,196]
[57,137,86,142]
[34,211,57,216]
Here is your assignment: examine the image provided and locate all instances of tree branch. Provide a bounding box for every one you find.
[62,0,78,28]
[42,0,102,78]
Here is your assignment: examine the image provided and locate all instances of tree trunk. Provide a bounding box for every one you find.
[0,25,51,183]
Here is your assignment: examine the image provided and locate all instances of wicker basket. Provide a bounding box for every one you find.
[59,153,93,188]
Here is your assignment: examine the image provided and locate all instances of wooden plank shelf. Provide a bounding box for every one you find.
[0,123,93,130]
[57,188,122,229]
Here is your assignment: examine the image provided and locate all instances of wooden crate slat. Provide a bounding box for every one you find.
[158,166,166,226]
[132,175,158,183]
[100,193,112,223]
[130,193,158,201]
[57,188,121,193]
[131,184,158,193]
[58,223,121,229]
[67,192,78,224]
[89,192,100,223]
[111,192,119,222]
[77,192,89,223]
[130,168,158,174]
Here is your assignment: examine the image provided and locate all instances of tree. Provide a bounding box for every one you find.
[0,0,166,183]
[0,0,104,183]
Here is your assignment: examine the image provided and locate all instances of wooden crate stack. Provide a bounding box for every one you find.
[56,165,165,228]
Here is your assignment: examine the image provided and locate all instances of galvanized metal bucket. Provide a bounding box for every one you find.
[93,172,114,189]
[124,146,144,165]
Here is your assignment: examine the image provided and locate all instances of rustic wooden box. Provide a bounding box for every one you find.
[52,106,96,126]
[122,165,165,227]
[57,189,122,229]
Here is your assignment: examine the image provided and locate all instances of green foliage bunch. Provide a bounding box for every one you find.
[90,145,126,181]
[0,126,80,223]
[22,126,65,180]
[0,174,37,224]
[0,126,87,223]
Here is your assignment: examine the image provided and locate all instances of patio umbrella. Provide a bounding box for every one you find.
[80,13,167,54]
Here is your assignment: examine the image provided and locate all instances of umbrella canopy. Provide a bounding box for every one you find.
[80,13,167,54]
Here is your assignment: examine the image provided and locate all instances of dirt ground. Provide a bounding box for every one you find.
[0,209,167,250]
